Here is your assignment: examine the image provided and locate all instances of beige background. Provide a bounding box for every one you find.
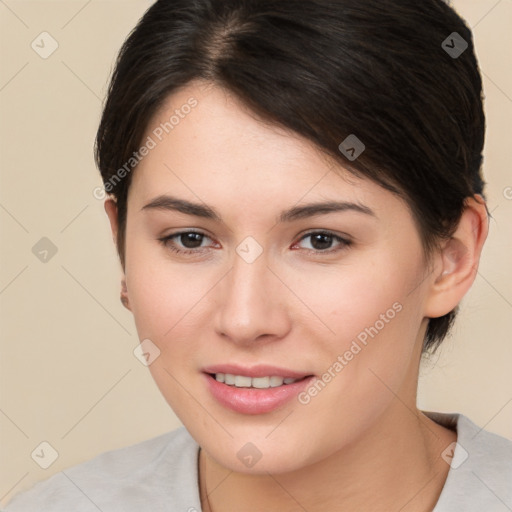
[1,0,511,506]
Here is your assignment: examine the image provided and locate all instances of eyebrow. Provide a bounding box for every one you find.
[141,194,376,222]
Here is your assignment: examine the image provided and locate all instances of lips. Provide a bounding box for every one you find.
[202,364,315,414]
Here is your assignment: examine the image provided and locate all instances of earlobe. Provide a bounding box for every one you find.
[424,194,489,318]
[120,277,132,311]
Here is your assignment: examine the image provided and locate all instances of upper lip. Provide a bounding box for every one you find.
[203,364,312,379]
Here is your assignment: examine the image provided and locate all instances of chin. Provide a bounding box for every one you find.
[193,425,324,475]
[212,446,309,475]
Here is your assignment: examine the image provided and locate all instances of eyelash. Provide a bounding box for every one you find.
[157,230,352,256]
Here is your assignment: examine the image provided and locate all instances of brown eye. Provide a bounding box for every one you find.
[158,230,214,255]
[177,232,205,249]
[309,233,334,250]
[294,231,352,253]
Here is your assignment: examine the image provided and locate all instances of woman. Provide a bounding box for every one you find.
[5,0,511,510]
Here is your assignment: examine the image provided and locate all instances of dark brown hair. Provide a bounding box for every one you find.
[95,0,488,353]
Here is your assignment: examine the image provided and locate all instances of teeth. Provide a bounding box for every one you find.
[252,377,270,388]
[269,376,284,387]
[214,373,300,388]
[235,375,252,387]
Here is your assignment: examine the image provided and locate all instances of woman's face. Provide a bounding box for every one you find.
[115,80,435,473]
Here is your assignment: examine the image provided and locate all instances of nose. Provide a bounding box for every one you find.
[213,249,292,346]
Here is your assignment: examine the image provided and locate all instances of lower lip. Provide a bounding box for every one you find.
[204,373,315,415]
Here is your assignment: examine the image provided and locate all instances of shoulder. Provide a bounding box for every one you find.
[426,411,512,511]
[3,426,202,512]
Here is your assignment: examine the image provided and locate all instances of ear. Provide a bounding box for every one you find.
[104,198,119,245]
[423,194,489,318]
[104,198,132,312]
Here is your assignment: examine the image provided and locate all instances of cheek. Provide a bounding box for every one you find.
[282,249,421,351]
[127,260,216,343]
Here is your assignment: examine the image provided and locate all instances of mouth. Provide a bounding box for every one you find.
[202,366,315,414]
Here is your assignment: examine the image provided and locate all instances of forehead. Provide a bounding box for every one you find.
[128,81,401,221]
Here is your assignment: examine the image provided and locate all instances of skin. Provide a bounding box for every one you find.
[104,80,488,511]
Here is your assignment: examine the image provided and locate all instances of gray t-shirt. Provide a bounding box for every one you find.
[4,411,512,511]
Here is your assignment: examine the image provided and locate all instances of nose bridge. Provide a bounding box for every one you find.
[214,243,289,343]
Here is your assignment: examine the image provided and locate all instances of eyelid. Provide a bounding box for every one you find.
[296,228,352,242]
